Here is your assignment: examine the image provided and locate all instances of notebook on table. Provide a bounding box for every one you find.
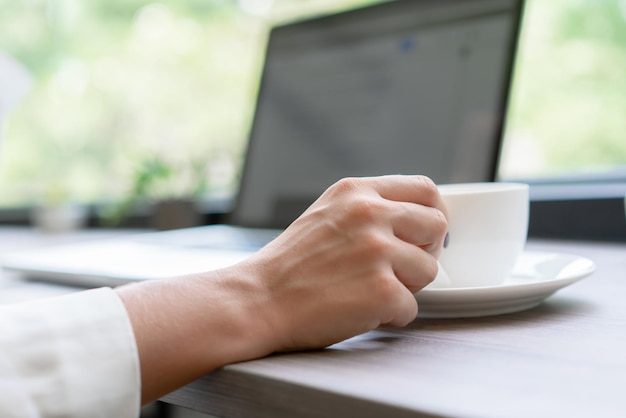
[1,0,525,288]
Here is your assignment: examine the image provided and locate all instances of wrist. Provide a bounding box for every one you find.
[199,263,279,365]
[116,265,277,403]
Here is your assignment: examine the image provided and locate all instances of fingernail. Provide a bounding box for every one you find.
[443,232,450,249]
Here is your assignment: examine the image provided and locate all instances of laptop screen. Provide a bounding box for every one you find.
[232,0,524,228]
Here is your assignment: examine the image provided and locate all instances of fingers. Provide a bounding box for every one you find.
[373,175,449,253]
[329,175,443,208]
[264,174,447,343]
[391,238,439,293]
[323,174,447,290]
[379,275,420,327]
[390,200,448,258]
[365,175,447,217]
[329,176,448,256]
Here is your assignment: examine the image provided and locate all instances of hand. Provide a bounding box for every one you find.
[239,175,448,352]
[117,175,448,404]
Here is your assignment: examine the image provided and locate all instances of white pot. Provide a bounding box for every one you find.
[31,204,88,234]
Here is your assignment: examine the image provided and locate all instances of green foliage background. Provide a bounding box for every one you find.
[500,0,626,178]
[0,0,624,207]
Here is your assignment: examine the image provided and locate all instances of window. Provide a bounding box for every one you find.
[1,0,625,240]
[0,0,381,209]
[500,0,626,182]
[0,0,267,208]
[499,0,626,241]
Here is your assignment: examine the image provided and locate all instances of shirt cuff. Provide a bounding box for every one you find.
[0,287,141,418]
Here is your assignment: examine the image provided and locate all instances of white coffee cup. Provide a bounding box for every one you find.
[432,182,529,288]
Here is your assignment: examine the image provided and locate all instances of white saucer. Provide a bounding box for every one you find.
[414,251,596,318]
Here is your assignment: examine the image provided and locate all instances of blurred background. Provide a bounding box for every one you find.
[0,0,625,219]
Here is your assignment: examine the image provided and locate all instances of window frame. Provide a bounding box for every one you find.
[524,175,626,242]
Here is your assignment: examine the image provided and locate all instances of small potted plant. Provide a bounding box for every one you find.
[106,155,209,230]
[31,181,89,234]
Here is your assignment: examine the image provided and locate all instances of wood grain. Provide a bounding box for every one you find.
[163,240,626,418]
[1,229,623,417]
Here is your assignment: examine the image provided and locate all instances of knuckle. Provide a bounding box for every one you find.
[416,174,437,189]
[414,175,439,203]
[432,208,448,235]
[360,232,392,258]
[423,256,439,282]
[347,198,384,225]
[331,177,364,196]
[373,273,399,304]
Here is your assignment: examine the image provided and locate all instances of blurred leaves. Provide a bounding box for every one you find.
[500,0,626,178]
[1,0,625,208]
[2,0,373,207]
[101,153,210,225]
[0,0,264,206]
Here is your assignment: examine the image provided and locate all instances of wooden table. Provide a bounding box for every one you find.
[1,227,625,417]
[163,239,626,418]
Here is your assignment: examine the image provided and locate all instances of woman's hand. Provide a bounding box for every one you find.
[239,175,448,352]
[117,175,448,404]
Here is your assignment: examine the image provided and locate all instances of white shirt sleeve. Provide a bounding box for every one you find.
[0,287,141,418]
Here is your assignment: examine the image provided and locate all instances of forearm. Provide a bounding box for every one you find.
[116,175,447,405]
[116,263,274,405]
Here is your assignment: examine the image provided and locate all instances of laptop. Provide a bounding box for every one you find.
[1,0,525,287]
